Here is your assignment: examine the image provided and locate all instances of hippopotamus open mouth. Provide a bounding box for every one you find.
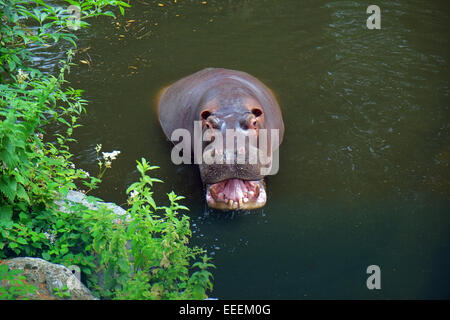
[157,68,284,211]
[206,179,266,210]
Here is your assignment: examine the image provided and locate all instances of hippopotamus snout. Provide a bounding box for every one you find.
[199,108,269,184]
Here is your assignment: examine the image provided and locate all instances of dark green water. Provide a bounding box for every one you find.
[60,0,450,299]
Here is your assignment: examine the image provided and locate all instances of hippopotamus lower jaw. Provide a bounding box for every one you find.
[205,179,266,210]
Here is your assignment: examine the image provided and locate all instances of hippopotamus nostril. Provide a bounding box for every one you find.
[203,113,223,131]
[238,113,258,131]
[239,118,249,130]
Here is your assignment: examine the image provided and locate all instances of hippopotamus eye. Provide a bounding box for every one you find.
[201,110,212,120]
[251,108,263,118]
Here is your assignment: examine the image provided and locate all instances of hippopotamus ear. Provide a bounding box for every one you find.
[255,86,285,149]
[157,68,223,142]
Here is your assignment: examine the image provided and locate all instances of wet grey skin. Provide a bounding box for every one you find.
[157,68,284,210]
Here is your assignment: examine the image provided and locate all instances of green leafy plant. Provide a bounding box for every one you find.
[37,158,215,300]
[0,264,38,299]
[0,0,130,256]
[103,158,214,300]
[53,285,71,298]
[0,0,131,79]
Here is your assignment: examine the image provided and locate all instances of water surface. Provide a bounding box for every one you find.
[57,0,450,299]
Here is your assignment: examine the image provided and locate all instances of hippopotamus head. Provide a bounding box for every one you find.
[197,83,273,209]
[158,68,284,210]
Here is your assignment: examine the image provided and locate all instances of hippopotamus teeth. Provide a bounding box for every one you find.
[206,178,266,209]
[209,186,218,200]
[254,184,260,198]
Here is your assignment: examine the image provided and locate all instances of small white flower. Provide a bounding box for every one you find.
[129,190,138,199]
[112,150,121,159]
[17,69,29,84]
[103,150,121,161]
[79,169,89,177]
[44,232,56,244]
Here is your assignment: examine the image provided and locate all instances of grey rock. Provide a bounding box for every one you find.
[0,257,97,300]
[67,265,81,281]
[55,190,129,222]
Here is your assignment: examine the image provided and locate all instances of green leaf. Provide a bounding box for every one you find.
[126,182,140,194]
[8,242,18,249]
[0,206,13,223]
[16,184,30,203]
[8,59,16,72]
[117,1,132,8]
[15,237,27,245]
[0,176,17,202]
[102,11,115,18]
[145,195,157,210]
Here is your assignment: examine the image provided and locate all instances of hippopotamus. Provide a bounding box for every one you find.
[157,68,284,210]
